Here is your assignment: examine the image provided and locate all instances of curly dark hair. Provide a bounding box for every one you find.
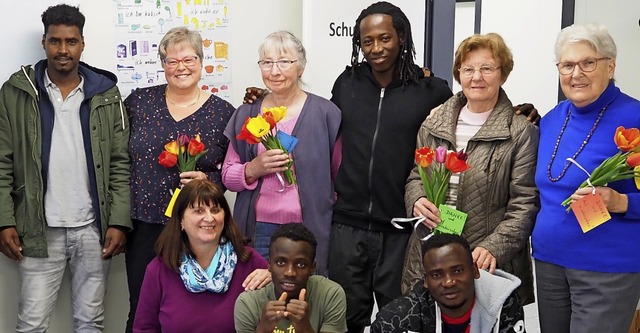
[269,224,317,261]
[421,233,474,266]
[351,1,420,84]
[41,4,85,35]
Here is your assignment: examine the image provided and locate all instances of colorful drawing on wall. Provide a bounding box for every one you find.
[113,0,232,101]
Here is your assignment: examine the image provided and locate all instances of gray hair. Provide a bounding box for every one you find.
[554,23,617,62]
[158,27,204,62]
[258,31,307,70]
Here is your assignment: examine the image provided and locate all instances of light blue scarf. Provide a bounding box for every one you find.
[178,238,237,293]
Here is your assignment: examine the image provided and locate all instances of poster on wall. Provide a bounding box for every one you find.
[112,0,232,101]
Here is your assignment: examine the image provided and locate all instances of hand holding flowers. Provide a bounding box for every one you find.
[414,145,471,235]
[391,145,471,236]
[561,126,640,211]
[236,106,297,186]
[415,146,471,208]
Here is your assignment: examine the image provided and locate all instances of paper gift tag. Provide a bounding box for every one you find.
[570,193,611,233]
[164,188,181,217]
[435,205,467,235]
[277,130,298,153]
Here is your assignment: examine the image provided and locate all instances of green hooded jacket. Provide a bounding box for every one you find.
[0,60,131,257]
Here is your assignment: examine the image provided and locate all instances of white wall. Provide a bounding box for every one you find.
[574,0,640,100]
[481,0,563,116]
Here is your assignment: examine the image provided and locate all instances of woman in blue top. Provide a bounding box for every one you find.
[533,23,640,333]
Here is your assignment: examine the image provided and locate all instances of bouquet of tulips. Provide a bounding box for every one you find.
[158,134,208,172]
[415,145,472,208]
[158,134,208,217]
[561,126,640,211]
[236,106,296,185]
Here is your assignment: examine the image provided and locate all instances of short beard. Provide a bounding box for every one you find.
[439,298,467,311]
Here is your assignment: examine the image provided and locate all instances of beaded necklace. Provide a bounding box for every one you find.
[547,104,608,182]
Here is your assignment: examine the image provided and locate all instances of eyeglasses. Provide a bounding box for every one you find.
[458,65,501,77]
[163,56,199,69]
[258,59,298,71]
[556,57,610,75]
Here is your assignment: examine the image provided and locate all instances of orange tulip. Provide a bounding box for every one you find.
[614,126,640,152]
[415,147,434,168]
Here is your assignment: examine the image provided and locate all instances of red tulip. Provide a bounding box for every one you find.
[627,152,640,168]
[188,139,205,156]
[158,151,177,168]
[263,111,276,130]
[236,117,261,144]
[456,149,469,162]
[445,151,471,173]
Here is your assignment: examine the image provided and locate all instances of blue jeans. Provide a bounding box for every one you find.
[17,224,110,333]
[254,222,283,262]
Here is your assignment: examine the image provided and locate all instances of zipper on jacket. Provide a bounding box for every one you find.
[367,88,385,224]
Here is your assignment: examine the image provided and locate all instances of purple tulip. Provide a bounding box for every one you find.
[177,133,190,146]
[457,149,469,162]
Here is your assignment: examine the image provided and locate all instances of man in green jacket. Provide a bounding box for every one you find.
[0,4,131,332]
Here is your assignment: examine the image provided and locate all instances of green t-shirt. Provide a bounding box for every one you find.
[234,275,347,333]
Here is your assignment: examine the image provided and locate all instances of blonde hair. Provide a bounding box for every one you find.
[453,33,513,84]
[158,27,204,62]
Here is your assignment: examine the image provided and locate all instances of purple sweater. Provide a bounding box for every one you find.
[133,248,268,333]
[223,92,341,276]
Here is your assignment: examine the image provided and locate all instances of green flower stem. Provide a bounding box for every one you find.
[561,151,640,211]
[259,131,296,185]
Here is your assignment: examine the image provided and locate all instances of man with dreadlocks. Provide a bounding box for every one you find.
[242,3,539,332]
[327,2,452,332]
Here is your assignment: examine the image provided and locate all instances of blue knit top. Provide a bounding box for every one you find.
[533,83,640,272]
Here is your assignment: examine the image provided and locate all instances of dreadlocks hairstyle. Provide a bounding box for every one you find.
[351,1,420,84]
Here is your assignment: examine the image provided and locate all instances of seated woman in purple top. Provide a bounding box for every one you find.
[133,179,270,333]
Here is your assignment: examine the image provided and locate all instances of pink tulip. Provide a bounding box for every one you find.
[435,146,447,163]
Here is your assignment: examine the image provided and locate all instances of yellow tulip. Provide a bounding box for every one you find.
[263,106,287,123]
[165,141,180,155]
[246,116,270,138]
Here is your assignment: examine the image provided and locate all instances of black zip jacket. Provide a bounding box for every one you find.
[331,63,452,232]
